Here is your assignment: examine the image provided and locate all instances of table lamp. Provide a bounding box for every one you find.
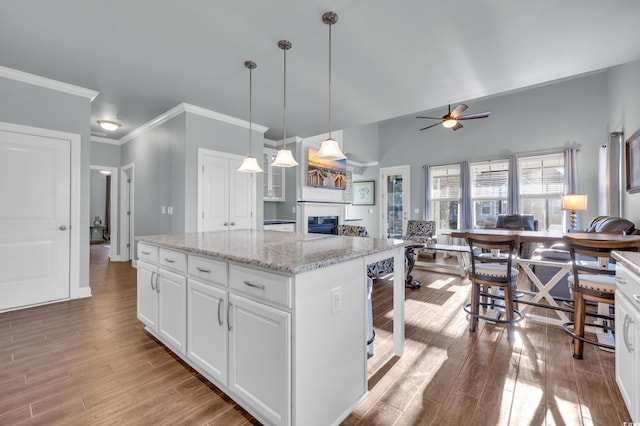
[561,194,588,230]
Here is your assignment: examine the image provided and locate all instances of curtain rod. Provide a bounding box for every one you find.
[422,144,580,169]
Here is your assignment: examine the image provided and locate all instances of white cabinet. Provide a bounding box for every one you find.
[200,150,256,231]
[263,148,285,202]
[264,223,295,232]
[137,260,158,330]
[157,268,187,355]
[616,262,640,422]
[187,279,228,385]
[228,293,290,426]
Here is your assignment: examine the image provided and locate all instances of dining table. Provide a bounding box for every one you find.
[450,229,640,326]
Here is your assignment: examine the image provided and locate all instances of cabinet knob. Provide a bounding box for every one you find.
[230,222,236,226]
[59,225,67,231]
[224,222,229,226]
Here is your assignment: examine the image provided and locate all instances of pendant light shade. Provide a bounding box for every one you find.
[272,40,299,168]
[317,12,346,161]
[238,60,263,173]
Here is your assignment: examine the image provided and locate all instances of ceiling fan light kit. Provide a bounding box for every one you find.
[316,11,347,161]
[417,103,491,132]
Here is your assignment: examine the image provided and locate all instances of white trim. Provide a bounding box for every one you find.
[0,65,98,100]
[119,102,269,146]
[120,163,135,262]
[90,165,119,261]
[91,136,120,145]
[0,121,86,301]
[183,103,269,133]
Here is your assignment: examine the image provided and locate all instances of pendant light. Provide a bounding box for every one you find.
[271,40,299,168]
[238,60,264,173]
[316,11,346,161]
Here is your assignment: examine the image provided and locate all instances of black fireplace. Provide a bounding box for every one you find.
[308,216,339,234]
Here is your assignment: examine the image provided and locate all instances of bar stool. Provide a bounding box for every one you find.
[463,233,524,341]
[562,234,637,359]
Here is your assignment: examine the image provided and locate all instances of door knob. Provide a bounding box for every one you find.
[59,225,67,231]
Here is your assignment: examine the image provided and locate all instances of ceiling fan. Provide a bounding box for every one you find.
[417,104,491,131]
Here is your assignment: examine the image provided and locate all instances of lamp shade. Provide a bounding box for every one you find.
[317,138,346,161]
[237,156,263,173]
[561,194,588,211]
[271,149,298,167]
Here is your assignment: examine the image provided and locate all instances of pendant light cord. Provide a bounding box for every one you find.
[328,22,332,140]
[283,46,287,147]
[249,66,253,153]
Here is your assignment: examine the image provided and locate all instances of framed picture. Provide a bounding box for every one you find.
[352,180,375,205]
[626,128,640,193]
[307,147,347,190]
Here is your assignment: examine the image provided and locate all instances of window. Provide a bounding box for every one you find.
[470,159,509,228]
[430,164,460,231]
[519,153,564,231]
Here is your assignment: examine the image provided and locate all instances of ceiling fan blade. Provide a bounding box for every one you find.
[451,122,463,131]
[450,104,468,119]
[419,122,442,131]
[457,112,491,120]
[416,116,442,120]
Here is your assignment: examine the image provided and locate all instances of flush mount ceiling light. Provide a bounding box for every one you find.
[316,11,346,161]
[237,60,264,173]
[271,40,299,168]
[97,120,121,132]
[99,170,111,175]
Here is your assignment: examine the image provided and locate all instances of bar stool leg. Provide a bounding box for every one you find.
[573,294,586,359]
[504,284,515,341]
[469,282,479,332]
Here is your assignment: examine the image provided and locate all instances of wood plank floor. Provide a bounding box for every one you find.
[0,246,632,425]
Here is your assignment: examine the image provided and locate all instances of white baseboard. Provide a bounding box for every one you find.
[78,286,92,299]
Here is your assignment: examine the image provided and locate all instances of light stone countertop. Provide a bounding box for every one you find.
[613,251,640,276]
[137,230,407,274]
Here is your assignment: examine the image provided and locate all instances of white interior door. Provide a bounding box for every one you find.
[229,158,254,230]
[380,165,411,238]
[201,154,230,231]
[199,149,256,232]
[120,164,134,261]
[0,130,71,310]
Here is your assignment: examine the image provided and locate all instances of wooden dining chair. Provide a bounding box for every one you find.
[562,234,638,359]
[464,233,523,341]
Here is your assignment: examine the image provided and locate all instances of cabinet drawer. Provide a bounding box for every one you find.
[159,248,187,273]
[138,243,158,263]
[230,264,291,308]
[616,263,640,303]
[188,255,228,286]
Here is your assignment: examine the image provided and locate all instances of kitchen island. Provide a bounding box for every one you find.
[136,230,405,426]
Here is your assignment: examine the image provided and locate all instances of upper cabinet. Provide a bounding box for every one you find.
[263,148,285,202]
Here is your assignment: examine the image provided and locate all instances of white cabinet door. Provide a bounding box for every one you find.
[263,148,285,202]
[137,261,158,331]
[616,292,638,421]
[200,151,256,231]
[187,279,228,385]
[228,294,290,426]
[158,268,187,354]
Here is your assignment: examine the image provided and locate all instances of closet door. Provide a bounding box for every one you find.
[201,154,230,231]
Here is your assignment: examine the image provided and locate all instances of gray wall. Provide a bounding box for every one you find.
[121,114,186,237]
[608,60,640,226]
[0,76,92,289]
[90,170,108,226]
[274,140,300,221]
[91,141,121,166]
[377,71,609,229]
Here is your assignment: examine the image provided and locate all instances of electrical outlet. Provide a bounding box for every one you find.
[414,208,420,214]
[291,206,296,213]
[167,206,173,215]
[331,287,342,313]
[161,206,166,214]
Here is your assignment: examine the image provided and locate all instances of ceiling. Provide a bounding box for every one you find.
[2,1,640,142]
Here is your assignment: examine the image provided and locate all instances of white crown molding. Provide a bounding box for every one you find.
[346,158,379,168]
[91,136,120,145]
[264,138,278,147]
[0,65,98,101]
[183,103,269,134]
[119,102,269,145]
